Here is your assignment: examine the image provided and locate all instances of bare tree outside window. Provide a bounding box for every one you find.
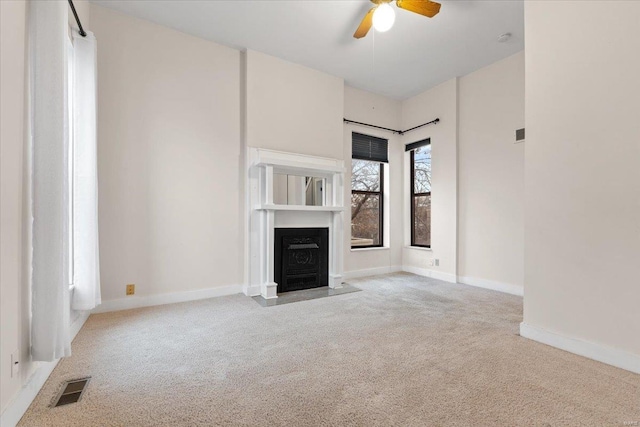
[351,159,383,247]
[411,145,431,247]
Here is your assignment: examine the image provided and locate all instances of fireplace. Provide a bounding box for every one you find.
[246,148,344,299]
[274,228,329,293]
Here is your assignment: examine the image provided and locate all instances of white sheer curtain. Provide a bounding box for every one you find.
[71,30,101,311]
[30,0,71,361]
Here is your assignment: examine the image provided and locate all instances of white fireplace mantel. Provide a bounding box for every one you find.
[245,148,345,299]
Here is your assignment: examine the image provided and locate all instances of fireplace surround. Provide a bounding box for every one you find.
[246,148,345,299]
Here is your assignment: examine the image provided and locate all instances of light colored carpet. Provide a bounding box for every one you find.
[19,273,640,426]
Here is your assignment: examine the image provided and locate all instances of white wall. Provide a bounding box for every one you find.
[457,52,525,292]
[245,49,344,160]
[523,1,640,359]
[1,0,28,413]
[343,86,403,277]
[91,5,243,303]
[401,79,458,282]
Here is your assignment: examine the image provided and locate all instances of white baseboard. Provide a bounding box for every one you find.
[0,311,91,427]
[92,284,242,314]
[457,275,523,296]
[0,361,58,427]
[70,311,91,340]
[344,265,402,280]
[401,265,457,283]
[520,322,640,374]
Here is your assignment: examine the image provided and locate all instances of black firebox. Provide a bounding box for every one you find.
[274,228,329,293]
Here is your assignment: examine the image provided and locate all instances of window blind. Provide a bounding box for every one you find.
[405,138,431,152]
[352,132,389,163]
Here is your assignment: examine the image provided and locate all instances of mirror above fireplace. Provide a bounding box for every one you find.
[273,174,325,207]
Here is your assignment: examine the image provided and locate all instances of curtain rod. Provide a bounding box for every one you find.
[68,0,87,37]
[343,117,440,135]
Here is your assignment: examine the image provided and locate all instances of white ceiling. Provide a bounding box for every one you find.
[90,0,524,100]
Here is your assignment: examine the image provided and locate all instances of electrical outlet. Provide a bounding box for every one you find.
[11,350,19,377]
[434,259,440,267]
[126,284,135,296]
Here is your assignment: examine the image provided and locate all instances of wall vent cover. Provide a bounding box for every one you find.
[52,377,91,407]
[515,128,525,142]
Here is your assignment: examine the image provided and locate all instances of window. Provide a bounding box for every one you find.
[351,133,388,248]
[351,160,384,247]
[408,140,431,247]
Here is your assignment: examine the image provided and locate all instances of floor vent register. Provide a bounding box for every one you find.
[53,378,91,407]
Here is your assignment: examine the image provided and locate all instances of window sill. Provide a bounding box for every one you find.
[404,246,432,252]
[351,246,390,252]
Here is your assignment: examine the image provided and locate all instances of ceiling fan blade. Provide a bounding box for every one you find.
[353,7,376,39]
[396,0,441,18]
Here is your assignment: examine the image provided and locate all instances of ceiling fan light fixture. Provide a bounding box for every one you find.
[372,3,395,33]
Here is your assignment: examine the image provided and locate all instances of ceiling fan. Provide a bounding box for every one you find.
[353,0,441,39]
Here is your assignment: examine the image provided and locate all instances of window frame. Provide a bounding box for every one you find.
[410,147,431,248]
[351,161,384,249]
